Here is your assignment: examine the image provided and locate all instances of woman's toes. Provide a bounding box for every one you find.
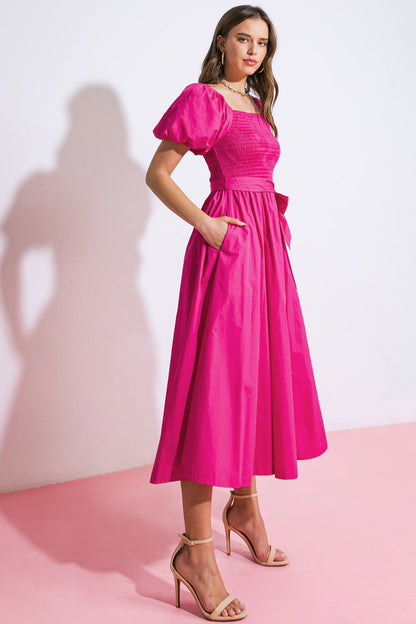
[232,599,244,613]
[221,601,243,617]
[274,548,287,562]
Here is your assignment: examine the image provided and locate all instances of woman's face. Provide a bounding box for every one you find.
[218,18,269,77]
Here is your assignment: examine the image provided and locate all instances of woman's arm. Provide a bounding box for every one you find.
[145,139,245,250]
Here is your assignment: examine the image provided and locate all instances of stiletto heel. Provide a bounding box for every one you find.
[175,575,181,608]
[222,491,289,567]
[225,526,231,556]
[170,533,248,621]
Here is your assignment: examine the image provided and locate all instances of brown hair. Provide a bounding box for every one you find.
[198,5,279,137]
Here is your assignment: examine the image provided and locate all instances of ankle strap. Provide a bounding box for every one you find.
[179,533,213,546]
[230,490,258,499]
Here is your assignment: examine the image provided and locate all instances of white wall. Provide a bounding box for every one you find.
[1,0,415,493]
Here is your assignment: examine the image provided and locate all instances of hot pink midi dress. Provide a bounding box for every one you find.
[150,82,328,488]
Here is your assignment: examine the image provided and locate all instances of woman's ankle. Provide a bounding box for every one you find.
[179,541,217,566]
[232,495,260,514]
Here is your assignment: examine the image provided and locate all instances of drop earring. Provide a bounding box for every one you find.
[221,51,225,65]
[258,65,264,74]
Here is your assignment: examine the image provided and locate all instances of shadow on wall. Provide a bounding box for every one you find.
[0,85,159,493]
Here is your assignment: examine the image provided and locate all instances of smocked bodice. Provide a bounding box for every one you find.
[204,110,280,185]
[153,82,280,186]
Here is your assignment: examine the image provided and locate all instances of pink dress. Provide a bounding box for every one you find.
[150,82,328,488]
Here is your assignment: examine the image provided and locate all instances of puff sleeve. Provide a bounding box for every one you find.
[153,83,232,155]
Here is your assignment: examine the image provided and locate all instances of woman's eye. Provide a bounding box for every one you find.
[238,37,267,46]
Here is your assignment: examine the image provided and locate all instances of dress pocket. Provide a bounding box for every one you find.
[219,222,231,250]
[201,221,247,253]
[205,221,233,252]
[220,222,248,253]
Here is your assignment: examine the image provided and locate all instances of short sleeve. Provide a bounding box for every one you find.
[153,83,232,155]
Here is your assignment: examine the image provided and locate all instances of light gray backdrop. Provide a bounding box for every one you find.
[0,0,415,492]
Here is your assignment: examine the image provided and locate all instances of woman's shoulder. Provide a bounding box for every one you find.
[182,82,262,114]
[252,95,263,112]
[171,82,231,120]
[153,82,232,155]
[179,82,223,103]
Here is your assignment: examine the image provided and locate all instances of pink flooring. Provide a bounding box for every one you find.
[0,422,415,623]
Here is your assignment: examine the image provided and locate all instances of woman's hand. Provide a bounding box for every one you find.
[145,140,246,247]
[198,215,246,250]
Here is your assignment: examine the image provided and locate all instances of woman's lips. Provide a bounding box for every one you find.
[243,59,257,66]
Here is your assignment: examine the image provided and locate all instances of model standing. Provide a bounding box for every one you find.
[146,5,328,621]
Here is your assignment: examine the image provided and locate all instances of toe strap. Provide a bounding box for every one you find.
[267,545,276,565]
[211,594,237,619]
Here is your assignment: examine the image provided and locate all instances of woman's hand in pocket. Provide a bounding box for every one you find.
[198,215,246,250]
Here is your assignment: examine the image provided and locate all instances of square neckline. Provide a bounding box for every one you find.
[205,83,263,116]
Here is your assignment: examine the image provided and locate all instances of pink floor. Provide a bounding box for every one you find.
[0,422,415,623]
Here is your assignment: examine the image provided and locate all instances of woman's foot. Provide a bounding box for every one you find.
[174,540,245,617]
[227,494,287,563]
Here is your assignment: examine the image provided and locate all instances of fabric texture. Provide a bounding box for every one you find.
[150,82,328,488]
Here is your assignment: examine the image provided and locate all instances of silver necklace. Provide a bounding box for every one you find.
[221,79,249,97]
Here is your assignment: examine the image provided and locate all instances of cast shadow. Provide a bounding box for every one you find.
[0,84,159,492]
[0,466,188,607]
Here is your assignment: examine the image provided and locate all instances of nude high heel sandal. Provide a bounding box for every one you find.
[222,491,290,566]
[170,533,248,621]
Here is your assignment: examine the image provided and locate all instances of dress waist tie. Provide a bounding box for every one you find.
[209,176,291,250]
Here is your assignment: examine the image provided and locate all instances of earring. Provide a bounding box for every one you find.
[258,65,264,74]
[221,51,225,65]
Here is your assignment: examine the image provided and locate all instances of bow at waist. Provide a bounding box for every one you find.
[209,176,291,249]
[274,191,291,249]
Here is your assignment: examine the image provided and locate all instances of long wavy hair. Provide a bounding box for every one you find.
[198,5,279,137]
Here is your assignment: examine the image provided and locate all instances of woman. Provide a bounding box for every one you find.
[146,5,328,621]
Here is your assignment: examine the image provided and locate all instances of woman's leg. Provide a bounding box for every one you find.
[229,476,287,562]
[174,480,245,617]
